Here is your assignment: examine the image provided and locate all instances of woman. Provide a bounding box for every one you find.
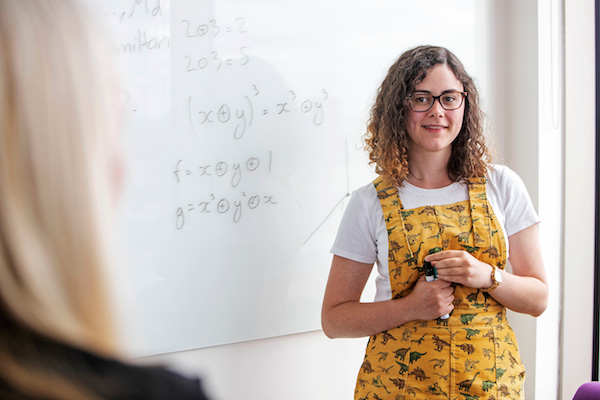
[322,46,547,399]
[0,0,209,398]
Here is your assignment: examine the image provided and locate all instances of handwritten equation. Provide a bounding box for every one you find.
[184,48,249,71]
[182,17,248,37]
[176,191,278,228]
[174,151,277,227]
[174,152,272,188]
[189,85,328,138]
[181,17,249,73]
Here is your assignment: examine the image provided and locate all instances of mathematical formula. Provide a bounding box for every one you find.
[176,191,278,228]
[181,17,248,37]
[188,85,328,138]
[174,152,272,188]
[184,49,249,71]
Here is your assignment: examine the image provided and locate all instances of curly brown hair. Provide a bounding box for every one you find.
[364,45,490,187]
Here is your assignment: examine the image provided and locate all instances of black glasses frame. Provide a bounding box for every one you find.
[407,91,467,112]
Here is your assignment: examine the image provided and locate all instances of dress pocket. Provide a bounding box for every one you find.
[449,325,497,398]
[492,324,526,399]
[404,327,449,399]
[355,328,412,399]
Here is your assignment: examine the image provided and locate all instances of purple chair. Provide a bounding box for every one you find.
[573,382,600,400]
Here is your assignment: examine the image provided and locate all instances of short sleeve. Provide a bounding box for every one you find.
[491,165,540,237]
[330,183,382,264]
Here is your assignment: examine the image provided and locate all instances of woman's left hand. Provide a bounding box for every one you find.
[424,250,493,289]
[424,225,548,317]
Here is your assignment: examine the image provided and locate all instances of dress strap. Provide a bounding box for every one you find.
[373,176,417,263]
[466,177,492,248]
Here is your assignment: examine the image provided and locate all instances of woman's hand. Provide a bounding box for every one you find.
[424,225,548,317]
[322,255,455,338]
[406,275,455,320]
[424,250,494,289]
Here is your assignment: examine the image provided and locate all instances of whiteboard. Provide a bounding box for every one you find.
[86,0,481,356]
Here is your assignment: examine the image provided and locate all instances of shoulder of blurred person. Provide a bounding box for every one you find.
[0,322,210,400]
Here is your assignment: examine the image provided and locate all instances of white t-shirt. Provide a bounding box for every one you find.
[330,164,540,302]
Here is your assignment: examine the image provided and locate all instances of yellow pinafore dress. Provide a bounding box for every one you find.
[354,176,526,400]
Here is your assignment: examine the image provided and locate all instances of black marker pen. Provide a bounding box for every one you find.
[424,260,449,319]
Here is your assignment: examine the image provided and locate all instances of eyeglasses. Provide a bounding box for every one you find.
[407,91,467,112]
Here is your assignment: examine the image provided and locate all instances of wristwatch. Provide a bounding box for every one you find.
[483,265,503,292]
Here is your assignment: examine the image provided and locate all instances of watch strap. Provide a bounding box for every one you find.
[482,265,502,292]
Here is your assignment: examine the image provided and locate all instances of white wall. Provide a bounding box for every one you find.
[535,0,564,399]
[500,3,542,399]
[561,0,597,399]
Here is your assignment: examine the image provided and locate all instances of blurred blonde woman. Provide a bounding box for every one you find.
[0,0,209,398]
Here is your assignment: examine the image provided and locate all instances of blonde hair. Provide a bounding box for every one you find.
[0,0,120,397]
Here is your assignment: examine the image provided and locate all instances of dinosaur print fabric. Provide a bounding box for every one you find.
[354,176,525,400]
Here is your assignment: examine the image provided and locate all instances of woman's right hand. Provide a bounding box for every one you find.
[404,275,455,321]
[322,255,455,339]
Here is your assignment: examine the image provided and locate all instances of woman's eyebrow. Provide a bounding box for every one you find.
[413,89,462,94]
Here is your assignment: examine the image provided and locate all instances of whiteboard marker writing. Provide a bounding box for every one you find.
[424,260,449,320]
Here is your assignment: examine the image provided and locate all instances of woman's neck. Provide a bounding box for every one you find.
[406,150,452,189]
